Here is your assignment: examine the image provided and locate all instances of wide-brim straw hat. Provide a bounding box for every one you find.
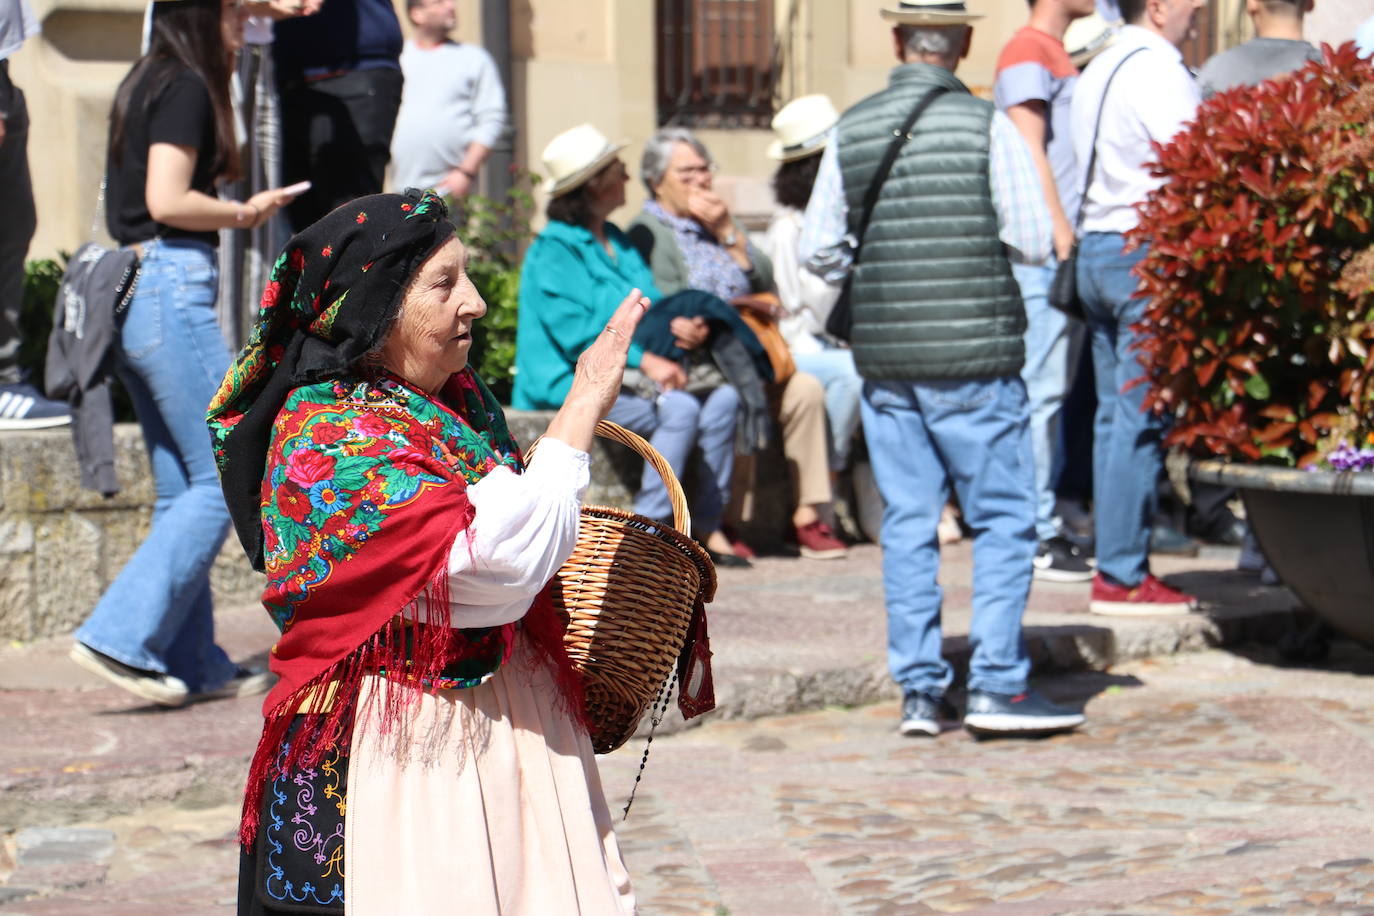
[768,94,839,163]
[880,1,984,26]
[541,124,626,197]
[1064,11,1119,68]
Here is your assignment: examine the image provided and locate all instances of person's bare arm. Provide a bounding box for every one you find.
[439,142,493,198]
[1006,101,1074,261]
[145,142,292,231]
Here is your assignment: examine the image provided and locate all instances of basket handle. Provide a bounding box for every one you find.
[526,419,692,536]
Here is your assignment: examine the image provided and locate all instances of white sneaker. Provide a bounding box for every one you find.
[70,642,189,706]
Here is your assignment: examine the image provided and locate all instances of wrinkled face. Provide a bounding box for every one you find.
[380,236,486,393]
[653,142,714,217]
[409,0,456,33]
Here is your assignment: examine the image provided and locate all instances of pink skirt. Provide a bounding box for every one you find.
[343,637,636,914]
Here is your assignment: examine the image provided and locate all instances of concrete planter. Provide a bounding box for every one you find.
[1190,460,1374,647]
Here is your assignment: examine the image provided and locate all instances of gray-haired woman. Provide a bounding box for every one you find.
[627,128,847,560]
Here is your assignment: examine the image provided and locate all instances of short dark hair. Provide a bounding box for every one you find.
[1118,0,1147,23]
[772,152,823,211]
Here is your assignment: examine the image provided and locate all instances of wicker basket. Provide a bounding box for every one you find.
[529,420,717,754]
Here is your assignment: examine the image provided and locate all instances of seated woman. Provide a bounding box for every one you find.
[213,190,660,913]
[628,127,846,560]
[764,95,863,477]
[513,124,747,566]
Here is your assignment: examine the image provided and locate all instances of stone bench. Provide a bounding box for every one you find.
[0,411,792,641]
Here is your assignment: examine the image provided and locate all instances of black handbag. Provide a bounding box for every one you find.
[1049,47,1145,322]
[825,87,949,342]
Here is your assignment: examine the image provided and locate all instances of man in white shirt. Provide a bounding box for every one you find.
[1070,0,1201,616]
[390,0,508,199]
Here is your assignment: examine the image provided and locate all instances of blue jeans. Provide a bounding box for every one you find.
[860,376,1036,697]
[1012,259,1083,541]
[1076,232,1163,587]
[605,386,739,535]
[75,240,237,693]
[794,347,863,470]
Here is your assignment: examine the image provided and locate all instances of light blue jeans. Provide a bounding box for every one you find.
[1076,232,1163,587]
[1012,259,1084,542]
[75,240,237,693]
[794,347,863,470]
[860,376,1036,697]
[605,386,739,535]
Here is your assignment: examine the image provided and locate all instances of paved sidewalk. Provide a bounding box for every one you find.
[0,541,1326,913]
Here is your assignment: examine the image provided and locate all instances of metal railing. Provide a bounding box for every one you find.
[656,0,778,129]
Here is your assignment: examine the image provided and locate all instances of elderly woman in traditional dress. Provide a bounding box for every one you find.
[211,190,646,914]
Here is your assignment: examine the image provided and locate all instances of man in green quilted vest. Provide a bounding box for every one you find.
[799,0,1085,739]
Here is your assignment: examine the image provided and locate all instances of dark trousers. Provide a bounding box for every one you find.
[278,66,402,233]
[0,67,37,385]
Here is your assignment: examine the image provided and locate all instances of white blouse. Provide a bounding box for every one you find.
[404,436,590,628]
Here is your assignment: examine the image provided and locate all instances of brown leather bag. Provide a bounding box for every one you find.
[732,292,796,385]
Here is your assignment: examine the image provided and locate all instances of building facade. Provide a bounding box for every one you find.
[12,0,1371,261]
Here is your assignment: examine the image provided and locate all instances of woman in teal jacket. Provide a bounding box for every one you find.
[514,125,747,565]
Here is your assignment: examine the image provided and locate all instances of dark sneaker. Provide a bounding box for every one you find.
[0,382,71,430]
[1032,535,1094,583]
[70,642,188,707]
[899,690,956,737]
[190,666,275,702]
[795,520,846,560]
[963,688,1084,737]
[1089,573,1197,617]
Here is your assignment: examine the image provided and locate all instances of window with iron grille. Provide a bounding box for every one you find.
[656,0,778,129]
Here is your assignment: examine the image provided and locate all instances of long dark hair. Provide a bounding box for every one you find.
[109,0,239,182]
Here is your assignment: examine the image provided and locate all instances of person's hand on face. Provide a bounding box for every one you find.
[669,315,709,351]
[686,189,732,239]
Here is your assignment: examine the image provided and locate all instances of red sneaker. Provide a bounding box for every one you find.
[795,520,846,560]
[1089,573,1197,617]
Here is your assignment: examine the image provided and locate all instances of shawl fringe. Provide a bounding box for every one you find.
[239,568,588,847]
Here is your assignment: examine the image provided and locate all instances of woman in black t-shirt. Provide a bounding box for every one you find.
[70,0,298,708]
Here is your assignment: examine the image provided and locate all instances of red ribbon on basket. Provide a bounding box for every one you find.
[675,598,715,719]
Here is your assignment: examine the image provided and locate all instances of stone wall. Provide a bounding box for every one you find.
[0,414,789,641]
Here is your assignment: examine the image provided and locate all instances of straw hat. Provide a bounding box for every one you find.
[1064,11,1119,68]
[768,95,839,163]
[880,0,984,26]
[540,124,626,198]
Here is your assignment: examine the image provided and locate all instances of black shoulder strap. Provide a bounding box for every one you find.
[1072,46,1147,233]
[849,86,950,258]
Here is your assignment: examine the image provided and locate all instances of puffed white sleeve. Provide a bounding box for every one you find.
[442,436,589,627]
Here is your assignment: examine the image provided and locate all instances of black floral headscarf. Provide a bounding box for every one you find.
[207,190,455,570]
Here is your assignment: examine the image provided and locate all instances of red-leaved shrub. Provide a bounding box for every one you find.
[1129,43,1374,468]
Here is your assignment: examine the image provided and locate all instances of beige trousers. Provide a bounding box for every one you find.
[730,369,832,523]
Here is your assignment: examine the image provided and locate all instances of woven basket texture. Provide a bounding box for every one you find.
[532,421,717,754]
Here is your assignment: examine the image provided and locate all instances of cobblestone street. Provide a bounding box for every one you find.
[5,640,1374,914]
